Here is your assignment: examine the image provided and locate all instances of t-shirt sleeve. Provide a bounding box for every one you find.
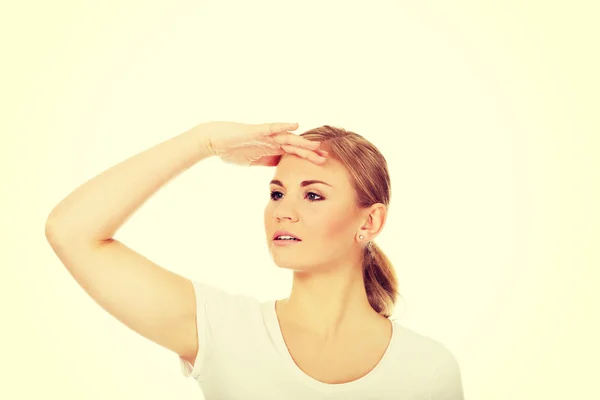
[428,345,464,400]
[178,280,250,380]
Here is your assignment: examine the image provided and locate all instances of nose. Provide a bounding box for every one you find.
[273,199,299,222]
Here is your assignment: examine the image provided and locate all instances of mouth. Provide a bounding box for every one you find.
[273,231,302,242]
[273,238,302,246]
[273,236,301,242]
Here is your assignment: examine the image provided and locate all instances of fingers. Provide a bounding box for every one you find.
[272,131,324,152]
[254,124,329,166]
[273,131,329,163]
[251,154,282,167]
[251,145,328,167]
[281,144,327,165]
[258,125,325,155]
[259,122,299,136]
[315,148,329,157]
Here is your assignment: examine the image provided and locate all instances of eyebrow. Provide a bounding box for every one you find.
[270,179,333,188]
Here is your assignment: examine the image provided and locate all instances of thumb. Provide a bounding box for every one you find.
[250,154,282,167]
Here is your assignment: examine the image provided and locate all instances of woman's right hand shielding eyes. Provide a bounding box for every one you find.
[202,121,328,167]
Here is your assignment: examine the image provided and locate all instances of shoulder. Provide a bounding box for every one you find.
[389,321,464,398]
[390,321,454,357]
[188,280,264,326]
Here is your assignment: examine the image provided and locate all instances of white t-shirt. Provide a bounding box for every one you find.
[179,280,464,399]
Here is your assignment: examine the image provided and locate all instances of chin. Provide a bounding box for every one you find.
[271,255,311,272]
[273,260,305,271]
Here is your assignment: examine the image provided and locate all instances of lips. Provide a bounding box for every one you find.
[273,230,302,241]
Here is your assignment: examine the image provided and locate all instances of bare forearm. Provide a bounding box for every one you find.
[45,122,214,243]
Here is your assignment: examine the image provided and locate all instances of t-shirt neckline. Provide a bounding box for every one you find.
[262,299,396,393]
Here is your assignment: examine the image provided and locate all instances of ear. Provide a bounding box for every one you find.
[357,203,387,241]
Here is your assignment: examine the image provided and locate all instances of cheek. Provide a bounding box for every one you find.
[263,207,272,230]
[310,209,354,238]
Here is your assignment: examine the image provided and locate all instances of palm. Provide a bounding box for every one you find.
[217,140,285,166]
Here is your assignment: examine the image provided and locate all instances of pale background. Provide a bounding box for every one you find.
[2,0,598,399]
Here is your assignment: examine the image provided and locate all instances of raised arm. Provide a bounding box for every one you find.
[45,122,216,364]
[44,120,323,368]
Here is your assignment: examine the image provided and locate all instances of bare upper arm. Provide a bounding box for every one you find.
[45,233,199,363]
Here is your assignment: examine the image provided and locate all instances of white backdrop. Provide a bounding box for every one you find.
[2,0,598,399]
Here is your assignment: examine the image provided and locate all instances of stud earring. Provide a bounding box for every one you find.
[359,235,364,240]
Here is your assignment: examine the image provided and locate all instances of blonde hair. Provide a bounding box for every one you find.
[299,125,399,318]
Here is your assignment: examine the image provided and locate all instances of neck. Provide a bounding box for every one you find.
[278,261,381,341]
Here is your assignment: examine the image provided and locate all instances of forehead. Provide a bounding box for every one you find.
[272,153,351,187]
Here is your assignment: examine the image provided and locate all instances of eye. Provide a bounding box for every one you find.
[270,190,283,201]
[270,190,324,202]
[306,192,323,201]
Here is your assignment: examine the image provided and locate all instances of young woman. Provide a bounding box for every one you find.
[45,121,464,399]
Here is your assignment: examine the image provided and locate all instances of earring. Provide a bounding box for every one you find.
[359,235,364,240]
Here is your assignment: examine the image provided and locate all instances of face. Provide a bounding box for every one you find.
[264,153,366,273]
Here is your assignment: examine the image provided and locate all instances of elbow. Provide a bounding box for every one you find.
[45,216,113,245]
[44,211,79,243]
[44,214,68,243]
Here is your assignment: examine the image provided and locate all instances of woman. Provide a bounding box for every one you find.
[45,121,464,399]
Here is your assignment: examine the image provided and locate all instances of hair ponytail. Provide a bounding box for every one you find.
[362,242,399,318]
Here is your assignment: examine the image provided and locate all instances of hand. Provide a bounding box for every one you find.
[202,121,328,167]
